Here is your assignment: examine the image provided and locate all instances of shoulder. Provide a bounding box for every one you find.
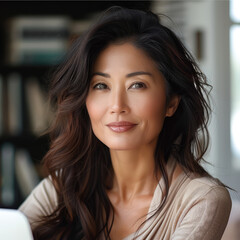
[177,174,232,226]
[27,176,58,207]
[181,174,231,207]
[32,176,57,199]
[170,174,232,239]
[19,176,58,227]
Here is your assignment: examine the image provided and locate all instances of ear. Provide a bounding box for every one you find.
[165,95,181,117]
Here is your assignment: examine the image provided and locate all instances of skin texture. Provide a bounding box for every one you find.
[86,43,180,239]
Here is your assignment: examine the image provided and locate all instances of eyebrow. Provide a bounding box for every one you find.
[92,71,153,78]
[126,71,153,78]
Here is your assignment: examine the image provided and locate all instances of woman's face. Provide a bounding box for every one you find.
[86,42,179,151]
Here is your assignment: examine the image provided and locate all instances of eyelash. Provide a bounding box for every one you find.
[93,83,109,90]
[92,81,147,90]
[130,82,147,89]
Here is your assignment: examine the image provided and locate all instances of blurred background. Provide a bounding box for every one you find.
[0,0,239,216]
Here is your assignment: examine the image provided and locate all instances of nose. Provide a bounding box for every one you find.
[110,89,129,114]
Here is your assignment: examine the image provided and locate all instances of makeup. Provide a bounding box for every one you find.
[107,121,137,133]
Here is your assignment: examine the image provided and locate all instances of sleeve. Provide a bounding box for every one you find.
[171,186,232,240]
[18,177,58,228]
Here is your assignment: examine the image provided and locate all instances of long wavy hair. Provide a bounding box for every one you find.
[33,6,212,240]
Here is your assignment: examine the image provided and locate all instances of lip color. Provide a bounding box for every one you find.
[107,121,137,133]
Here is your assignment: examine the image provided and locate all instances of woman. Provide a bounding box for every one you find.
[19,6,231,240]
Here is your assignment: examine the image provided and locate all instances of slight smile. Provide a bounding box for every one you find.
[106,121,137,133]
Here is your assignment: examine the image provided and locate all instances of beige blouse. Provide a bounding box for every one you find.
[19,159,231,240]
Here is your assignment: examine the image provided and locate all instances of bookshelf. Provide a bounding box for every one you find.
[0,1,152,208]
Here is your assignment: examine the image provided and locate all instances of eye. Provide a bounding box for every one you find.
[130,82,147,89]
[93,83,109,90]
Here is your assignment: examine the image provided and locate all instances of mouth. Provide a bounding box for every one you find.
[106,121,137,133]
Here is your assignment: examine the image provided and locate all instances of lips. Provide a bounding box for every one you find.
[106,121,137,133]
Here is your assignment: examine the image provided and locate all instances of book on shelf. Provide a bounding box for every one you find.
[6,16,71,65]
[0,73,53,136]
[25,77,53,135]
[70,18,93,43]
[0,75,9,136]
[0,75,3,135]
[0,143,41,206]
[0,143,15,207]
[15,149,40,199]
[7,73,24,135]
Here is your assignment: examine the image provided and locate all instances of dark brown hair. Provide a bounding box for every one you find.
[33,6,212,239]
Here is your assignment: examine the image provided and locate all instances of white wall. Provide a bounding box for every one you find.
[152,0,239,195]
[185,1,232,180]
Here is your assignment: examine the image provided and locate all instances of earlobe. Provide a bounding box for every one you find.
[166,95,181,117]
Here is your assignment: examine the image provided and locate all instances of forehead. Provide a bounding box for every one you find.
[93,42,159,73]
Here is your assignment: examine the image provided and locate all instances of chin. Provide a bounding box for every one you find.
[105,142,143,151]
[107,145,134,151]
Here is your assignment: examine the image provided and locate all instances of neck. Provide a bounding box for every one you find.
[109,147,160,202]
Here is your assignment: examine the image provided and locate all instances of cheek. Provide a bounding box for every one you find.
[86,92,109,121]
[134,94,167,121]
[86,96,102,123]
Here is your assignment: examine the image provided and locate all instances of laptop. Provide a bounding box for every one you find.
[0,208,33,240]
